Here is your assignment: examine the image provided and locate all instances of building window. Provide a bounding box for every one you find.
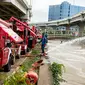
[60,6,62,9]
[68,10,70,13]
[68,11,70,13]
[68,14,70,16]
[69,5,70,10]
[60,14,62,16]
[60,10,61,12]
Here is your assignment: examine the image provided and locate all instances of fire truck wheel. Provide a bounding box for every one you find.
[27,48,29,52]
[16,54,20,59]
[4,57,11,72]
[25,49,27,54]
[22,49,27,55]
[11,55,15,65]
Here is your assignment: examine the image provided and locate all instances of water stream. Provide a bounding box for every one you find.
[47,37,85,85]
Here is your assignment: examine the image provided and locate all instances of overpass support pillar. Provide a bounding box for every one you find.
[66,25,70,30]
[66,25,70,35]
[78,22,84,36]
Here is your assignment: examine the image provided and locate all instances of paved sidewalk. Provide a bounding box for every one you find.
[37,58,52,85]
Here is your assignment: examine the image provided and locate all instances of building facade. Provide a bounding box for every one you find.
[48,1,85,21]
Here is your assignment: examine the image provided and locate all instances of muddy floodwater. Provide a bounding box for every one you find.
[47,38,85,85]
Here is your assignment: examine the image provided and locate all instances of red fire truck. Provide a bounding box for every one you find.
[0,17,41,72]
[0,18,23,72]
[9,17,37,54]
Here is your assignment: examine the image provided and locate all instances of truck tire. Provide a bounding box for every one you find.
[21,49,27,55]
[16,54,20,59]
[25,49,27,54]
[11,55,15,65]
[27,47,29,52]
[4,57,11,72]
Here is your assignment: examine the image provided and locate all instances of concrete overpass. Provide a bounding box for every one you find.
[30,11,85,27]
[30,11,85,37]
[0,0,32,20]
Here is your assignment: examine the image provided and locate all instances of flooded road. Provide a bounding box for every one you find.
[47,38,85,85]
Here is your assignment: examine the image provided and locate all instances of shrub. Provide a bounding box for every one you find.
[50,62,65,85]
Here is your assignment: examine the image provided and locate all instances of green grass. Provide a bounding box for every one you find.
[21,57,40,72]
[31,49,40,55]
[4,57,40,85]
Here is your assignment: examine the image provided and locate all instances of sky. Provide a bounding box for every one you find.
[31,0,85,23]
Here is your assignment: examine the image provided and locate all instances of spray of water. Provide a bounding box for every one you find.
[47,36,85,53]
[47,36,85,85]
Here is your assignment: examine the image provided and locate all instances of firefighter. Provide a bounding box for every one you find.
[45,32,48,43]
[40,33,47,56]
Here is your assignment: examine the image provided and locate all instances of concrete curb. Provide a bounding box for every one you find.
[37,57,52,85]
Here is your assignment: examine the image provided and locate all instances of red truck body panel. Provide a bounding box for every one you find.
[1,48,10,67]
[0,23,23,43]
